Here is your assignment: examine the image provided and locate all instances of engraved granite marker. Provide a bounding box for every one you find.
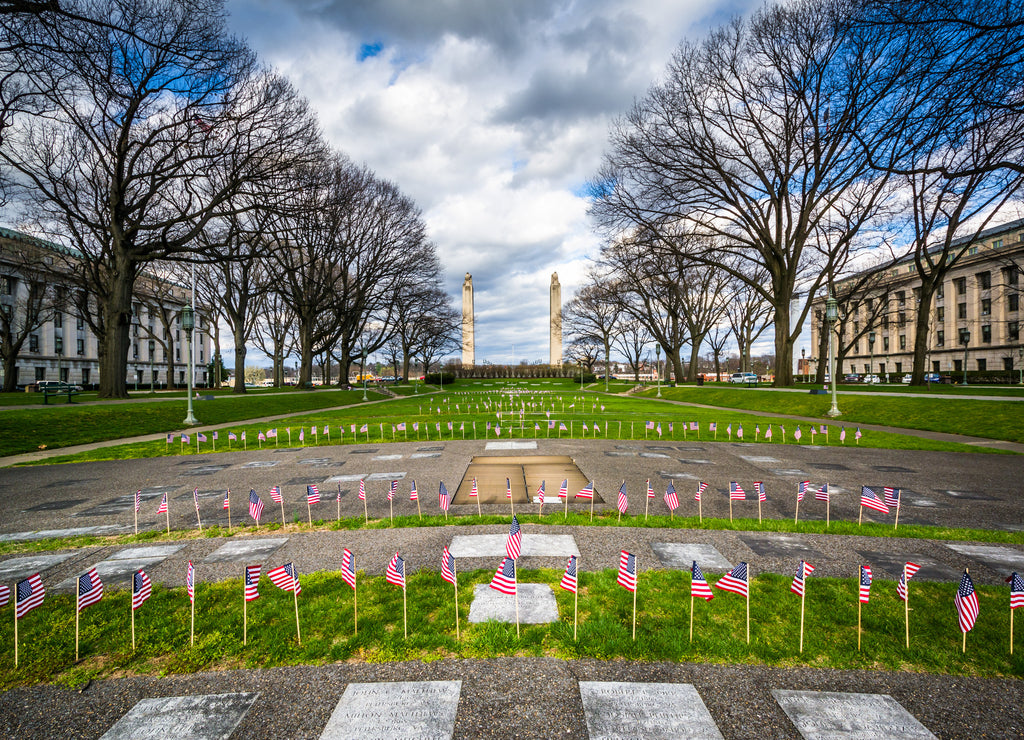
[319,681,460,740]
[773,689,936,739]
[100,692,258,740]
[468,583,559,624]
[651,543,732,571]
[203,538,288,563]
[579,682,723,740]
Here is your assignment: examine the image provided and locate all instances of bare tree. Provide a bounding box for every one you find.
[704,324,732,381]
[612,312,651,383]
[0,241,54,390]
[563,274,622,391]
[251,288,295,387]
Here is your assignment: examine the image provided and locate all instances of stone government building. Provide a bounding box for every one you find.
[0,227,211,390]
[809,217,1024,379]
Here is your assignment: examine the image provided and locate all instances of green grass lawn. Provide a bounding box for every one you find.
[2,567,1019,691]
[643,386,1024,443]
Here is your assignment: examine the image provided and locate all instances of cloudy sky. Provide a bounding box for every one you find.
[224,0,756,368]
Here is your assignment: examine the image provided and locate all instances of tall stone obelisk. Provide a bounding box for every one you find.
[550,272,562,366]
[462,272,475,367]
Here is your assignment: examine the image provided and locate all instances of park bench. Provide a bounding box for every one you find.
[42,387,80,404]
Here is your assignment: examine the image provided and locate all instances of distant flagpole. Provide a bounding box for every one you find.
[514,558,520,638]
[799,575,807,653]
[243,568,248,646]
[826,481,830,527]
[894,490,902,530]
[226,491,231,531]
[293,572,301,645]
[453,558,460,640]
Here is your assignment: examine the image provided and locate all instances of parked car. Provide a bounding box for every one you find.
[863,374,881,384]
[901,374,913,383]
[728,372,759,384]
[35,380,83,392]
[843,373,861,383]
[924,372,941,383]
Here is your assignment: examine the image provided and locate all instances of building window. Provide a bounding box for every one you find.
[199,348,204,362]
[936,330,944,346]
[59,367,68,382]
[897,312,906,327]
[82,368,90,385]
[29,334,39,352]
[1,275,13,294]
[864,364,870,373]
[883,336,889,351]
[954,359,962,372]
[958,302,967,319]
[175,348,180,361]
[35,366,45,381]
[1010,321,1020,341]
[1010,294,1019,312]
[977,358,986,371]
[132,343,139,359]
[936,283,944,299]
[54,312,62,328]
[77,338,84,355]
[76,317,84,330]
[937,306,945,321]
[1005,267,1019,287]
[978,271,991,289]
[897,291,906,306]
[899,335,906,349]
[981,298,991,316]
[1005,357,1015,371]
[882,314,889,328]
[982,324,991,343]
[968,246,978,255]
[179,370,185,383]
[955,277,966,295]
[932,360,941,373]
[993,239,1002,249]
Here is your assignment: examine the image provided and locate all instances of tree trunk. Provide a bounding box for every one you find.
[298,322,313,386]
[212,321,222,389]
[687,338,702,382]
[910,281,936,385]
[98,262,134,399]
[2,353,18,392]
[667,347,685,386]
[772,303,793,386]
[232,328,247,393]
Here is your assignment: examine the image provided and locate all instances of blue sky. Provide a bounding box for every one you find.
[225,0,760,369]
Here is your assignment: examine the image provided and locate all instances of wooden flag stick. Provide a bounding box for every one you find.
[337,484,341,522]
[453,560,460,640]
[573,558,579,641]
[644,492,649,521]
[799,587,806,653]
[514,560,520,638]
[191,586,195,646]
[510,491,515,517]
[164,505,169,535]
[353,578,358,636]
[689,592,695,642]
[758,496,762,524]
[826,497,830,528]
[14,596,18,666]
[859,503,864,526]
[904,564,911,649]
[134,503,138,536]
[696,496,700,523]
[389,497,393,525]
[419,496,424,519]
[729,498,733,522]
[279,497,285,528]
[307,499,312,527]
[1010,602,1013,655]
[745,580,750,644]
[75,594,80,661]
[227,499,232,531]
[894,494,901,530]
[243,583,248,646]
[363,495,368,524]
[293,581,301,645]
[794,497,800,525]
[403,582,408,639]
[131,592,135,651]
[564,493,568,520]
[589,493,595,522]
[632,559,638,641]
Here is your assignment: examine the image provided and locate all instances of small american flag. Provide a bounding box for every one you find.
[77,568,103,612]
[358,480,366,501]
[559,479,568,498]
[815,483,829,502]
[859,565,872,603]
[131,570,151,611]
[559,422,567,431]
[754,481,766,502]
[192,487,200,512]
[441,546,456,585]
[157,493,168,514]
[228,432,237,441]
[269,485,282,504]
[410,480,419,501]
[798,481,810,502]
[656,422,662,437]
[716,562,748,598]
[186,560,195,604]
[413,422,419,432]
[258,432,266,442]
[855,427,862,440]
[397,422,406,431]
[197,433,207,443]
[548,420,556,429]
[267,563,301,595]
[617,483,628,513]
[560,555,578,593]
[729,482,745,501]
[819,424,827,434]
[576,481,594,500]
[617,550,637,592]
[690,422,698,431]
[268,428,277,438]
[306,484,320,505]
[537,480,545,505]
[736,424,743,439]
[135,490,141,513]
[167,433,174,444]
[860,486,889,514]
[439,481,450,511]
[506,477,512,499]
[468,479,477,498]
[955,570,979,633]
[386,553,406,589]
[506,515,522,559]
[490,557,517,594]
[646,479,654,499]
[839,427,846,442]
[241,431,246,441]
[726,423,732,437]
[765,425,772,440]
[883,487,900,507]
[248,489,264,523]
[646,421,655,430]
[360,424,368,433]
[664,482,680,511]
[342,549,356,590]
[388,480,397,501]
[1008,572,1024,609]
[897,562,921,601]
[244,565,261,601]
[691,561,714,601]
[695,481,706,502]
[790,560,814,597]
[223,490,230,510]
[182,434,190,444]
[298,428,304,442]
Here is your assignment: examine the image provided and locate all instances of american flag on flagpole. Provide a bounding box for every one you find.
[441,546,456,585]
[617,551,637,592]
[306,484,320,505]
[730,482,745,500]
[386,553,406,589]
[955,570,979,632]
[248,489,264,523]
[754,482,766,502]
[186,560,195,604]
[883,487,900,507]
[560,555,578,593]
[490,557,517,594]
[77,568,103,612]
[342,549,356,590]
[859,566,872,603]
[223,490,230,510]
[696,481,707,502]
[410,480,419,501]
[559,479,568,499]
[646,421,655,430]
[798,481,810,502]
[815,483,829,502]
[617,483,628,513]
[193,487,200,512]
[537,480,545,505]
[790,560,814,596]
[245,565,261,601]
[897,562,921,601]
[228,431,237,441]
[860,486,890,513]
[576,481,594,500]
[646,479,654,499]
[358,479,366,501]
[131,570,151,610]
[468,478,477,498]
[1008,572,1024,609]
[135,489,141,513]
[506,515,522,559]
[267,563,301,595]
[157,493,168,514]
[715,562,749,598]
[664,482,679,511]
[389,480,397,501]
[506,477,512,499]
[691,561,714,601]
[439,481,451,511]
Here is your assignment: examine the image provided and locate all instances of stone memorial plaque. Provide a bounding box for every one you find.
[109,544,187,560]
[810,463,850,471]
[24,499,88,511]
[660,471,698,480]
[319,681,460,740]
[467,583,559,624]
[180,466,230,477]
[203,538,288,563]
[325,474,369,483]
[646,445,675,450]
[772,689,935,739]
[240,461,278,468]
[945,543,1024,572]
[367,472,407,481]
[677,446,706,451]
[606,451,637,457]
[940,489,997,502]
[0,525,127,542]
[639,452,671,459]
[373,454,403,461]
[418,446,444,451]
[0,552,75,581]
[740,534,822,560]
[579,682,723,740]
[873,465,916,474]
[410,452,441,459]
[854,550,957,582]
[485,441,537,450]
[678,458,712,465]
[347,448,379,454]
[100,692,258,740]
[651,543,732,571]
[284,477,326,486]
[769,468,809,477]
[738,455,780,464]
[298,458,330,464]
[449,534,579,559]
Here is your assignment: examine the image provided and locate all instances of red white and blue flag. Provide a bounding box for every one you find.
[157,493,168,514]
[791,560,814,597]
[754,481,766,502]
[506,516,522,560]
[490,557,517,595]
[617,483,628,513]
[358,479,366,501]
[245,565,261,601]
[223,490,230,510]
[617,550,637,592]
[306,484,320,505]
[955,570,979,633]
[696,481,707,502]
[537,480,545,505]
[441,546,456,585]
[267,563,301,595]
[730,482,745,501]
[135,489,141,513]
[897,562,921,601]
[664,482,679,511]
[410,480,419,501]
[506,477,512,499]
[439,481,450,511]
[386,553,406,589]
[798,481,809,502]
[270,486,283,503]
[576,481,594,500]
[389,480,398,502]
[559,479,568,499]
[248,489,264,523]
[815,483,829,503]
[192,487,200,513]
[883,487,900,507]
[1008,572,1024,609]
[859,565,872,603]
[860,486,889,513]
[716,562,748,598]
[560,555,578,593]
[646,479,654,499]
[342,549,356,590]
[131,570,151,611]
[186,560,195,604]
[468,479,476,499]
[77,568,103,612]
[691,561,714,601]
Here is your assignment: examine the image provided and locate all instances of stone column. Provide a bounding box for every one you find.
[550,272,562,366]
[462,273,475,367]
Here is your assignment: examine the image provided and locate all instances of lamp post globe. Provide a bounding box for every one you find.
[825,291,841,417]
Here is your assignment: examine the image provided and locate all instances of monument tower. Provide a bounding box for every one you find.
[550,272,562,366]
[462,272,475,366]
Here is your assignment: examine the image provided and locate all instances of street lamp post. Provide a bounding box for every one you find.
[149,340,155,393]
[181,305,198,425]
[1019,347,1023,385]
[960,329,970,385]
[868,330,875,385]
[54,336,62,388]
[801,347,806,383]
[826,291,841,417]
[361,349,368,402]
[655,345,662,397]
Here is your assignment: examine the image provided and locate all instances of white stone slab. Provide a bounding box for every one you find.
[240,461,278,468]
[772,690,936,739]
[945,544,1024,572]
[448,534,579,559]
[325,474,369,482]
[650,543,732,571]
[410,453,440,459]
[367,472,407,480]
[100,692,258,740]
[373,454,403,461]
[319,681,460,740]
[739,455,780,464]
[57,557,168,591]
[0,552,75,581]
[108,544,187,560]
[203,538,288,563]
[580,682,723,740]
[485,441,538,450]
[0,525,129,542]
[467,583,559,624]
